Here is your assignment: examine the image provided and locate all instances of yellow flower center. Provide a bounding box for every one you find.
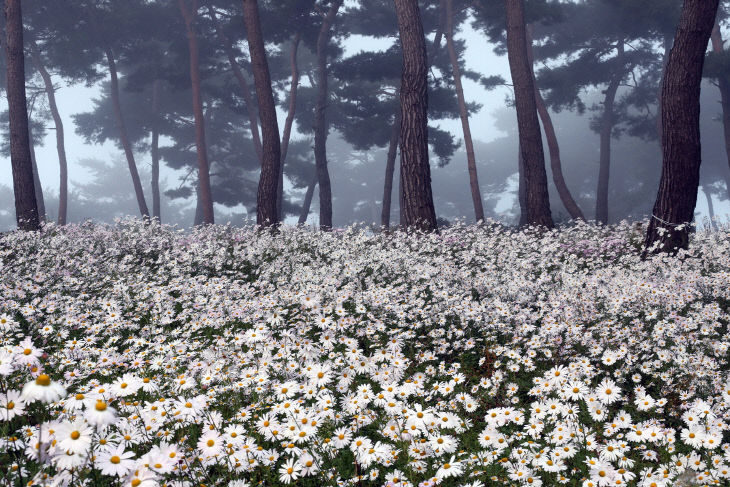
[35,374,51,386]
[70,431,81,440]
[95,401,107,411]
[110,455,120,464]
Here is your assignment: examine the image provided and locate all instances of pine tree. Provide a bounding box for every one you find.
[4,0,39,230]
[393,0,438,232]
[643,0,719,255]
[505,0,553,228]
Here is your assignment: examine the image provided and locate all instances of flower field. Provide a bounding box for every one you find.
[2,219,730,487]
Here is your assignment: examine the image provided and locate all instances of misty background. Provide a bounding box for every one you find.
[1,1,728,230]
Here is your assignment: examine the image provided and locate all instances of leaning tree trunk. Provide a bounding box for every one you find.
[526,24,584,221]
[382,99,402,230]
[711,22,730,199]
[314,0,343,231]
[445,0,484,223]
[278,32,301,221]
[28,123,45,222]
[105,46,150,220]
[643,0,719,256]
[180,0,214,225]
[298,171,318,226]
[505,0,553,228]
[242,0,281,227]
[208,5,262,166]
[30,40,67,225]
[151,78,162,222]
[5,0,39,230]
[394,0,438,232]
[595,41,624,225]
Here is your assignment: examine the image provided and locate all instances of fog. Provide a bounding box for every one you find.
[1,3,727,231]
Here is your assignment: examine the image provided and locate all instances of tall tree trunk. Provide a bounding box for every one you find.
[151,78,161,222]
[30,40,67,225]
[5,0,38,230]
[517,143,527,226]
[278,32,301,221]
[194,179,204,226]
[526,24,584,221]
[104,46,150,219]
[298,171,318,226]
[242,0,281,227]
[595,41,624,225]
[207,5,262,165]
[656,36,672,141]
[394,0,438,232]
[381,100,402,230]
[702,183,718,230]
[505,0,553,228]
[445,0,484,223]
[710,22,730,199]
[180,0,214,225]
[643,0,719,256]
[314,0,343,231]
[28,122,45,222]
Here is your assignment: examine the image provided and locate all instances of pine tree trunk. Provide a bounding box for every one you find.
[517,143,527,226]
[643,0,719,256]
[445,0,484,223]
[710,23,730,200]
[104,46,150,220]
[595,41,624,225]
[656,37,672,141]
[298,171,318,226]
[28,123,45,222]
[242,0,281,228]
[208,5,262,166]
[381,100,402,230]
[278,32,301,221]
[194,179,204,226]
[394,0,438,232]
[314,0,343,231]
[180,0,214,225]
[30,40,67,225]
[505,0,553,228]
[526,24,584,221]
[151,78,161,222]
[5,0,39,231]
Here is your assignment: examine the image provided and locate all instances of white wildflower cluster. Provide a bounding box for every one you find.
[1,219,730,487]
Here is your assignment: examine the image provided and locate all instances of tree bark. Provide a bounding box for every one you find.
[381,99,402,230]
[5,0,39,230]
[643,0,719,256]
[180,0,214,225]
[526,24,584,221]
[710,22,730,199]
[278,32,301,221]
[595,41,624,225]
[506,0,553,228]
[394,0,438,232]
[314,0,343,231]
[207,5,262,166]
[151,78,162,222]
[445,0,484,223]
[30,40,67,225]
[242,0,281,227]
[298,171,318,226]
[27,122,45,222]
[517,143,528,226]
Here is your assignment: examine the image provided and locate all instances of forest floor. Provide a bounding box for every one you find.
[0,219,729,487]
